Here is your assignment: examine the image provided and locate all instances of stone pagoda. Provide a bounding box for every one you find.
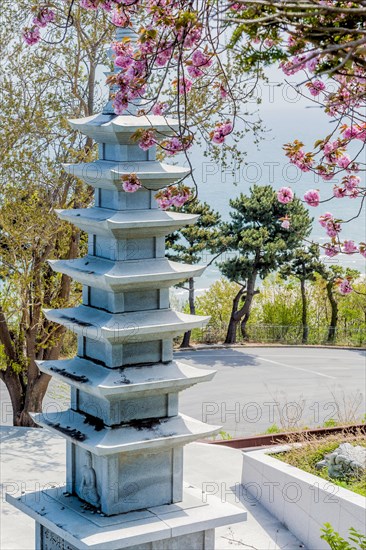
[8,25,246,550]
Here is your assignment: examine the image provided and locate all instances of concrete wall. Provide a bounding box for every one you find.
[241,447,366,549]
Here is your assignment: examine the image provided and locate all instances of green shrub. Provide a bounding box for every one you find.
[321,523,366,549]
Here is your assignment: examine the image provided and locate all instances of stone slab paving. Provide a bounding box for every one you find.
[0,427,305,550]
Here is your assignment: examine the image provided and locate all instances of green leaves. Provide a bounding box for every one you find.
[220,184,312,283]
[166,199,224,265]
[321,523,366,550]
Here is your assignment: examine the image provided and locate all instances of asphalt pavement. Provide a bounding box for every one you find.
[177,347,366,437]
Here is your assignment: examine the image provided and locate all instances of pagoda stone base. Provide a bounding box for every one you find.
[7,484,246,550]
[38,526,214,550]
[67,443,184,515]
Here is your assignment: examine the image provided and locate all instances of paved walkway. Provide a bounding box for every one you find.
[0,427,305,550]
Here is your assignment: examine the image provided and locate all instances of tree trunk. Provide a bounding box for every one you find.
[300,278,309,344]
[326,281,338,343]
[14,388,46,427]
[181,278,195,348]
[1,369,24,426]
[225,286,246,345]
[240,276,258,340]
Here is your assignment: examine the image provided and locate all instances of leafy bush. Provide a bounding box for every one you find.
[321,523,366,549]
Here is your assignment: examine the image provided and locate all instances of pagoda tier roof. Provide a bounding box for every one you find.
[56,208,198,238]
[44,306,210,343]
[49,257,205,291]
[62,160,189,190]
[31,411,219,456]
[36,358,215,398]
[68,113,179,145]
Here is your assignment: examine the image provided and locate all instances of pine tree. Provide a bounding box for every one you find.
[166,199,223,347]
[219,185,312,344]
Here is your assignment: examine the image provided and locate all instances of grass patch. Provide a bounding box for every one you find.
[275,431,366,497]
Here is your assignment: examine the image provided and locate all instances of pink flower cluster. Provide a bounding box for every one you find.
[161,136,193,156]
[280,216,291,229]
[138,130,156,151]
[280,53,319,76]
[323,244,339,258]
[303,189,320,207]
[333,175,361,199]
[121,173,142,193]
[23,6,55,43]
[23,27,41,45]
[210,121,233,144]
[284,141,314,172]
[187,49,212,78]
[33,7,55,27]
[151,102,168,116]
[155,185,191,210]
[277,187,294,204]
[307,79,326,96]
[338,279,353,295]
[319,212,341,238]
[342,123,366,141]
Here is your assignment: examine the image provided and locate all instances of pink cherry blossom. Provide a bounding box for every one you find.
[308,79,325,96]
[342,240,358,254]
[111,9,129,27]
[122,173,142,193]
[33,8,55,28]
[348,188,360,199]
[342,123,366,141]
[219,85,228,99]
[303,189,320,207]
[113,92,128,115]
[306,55,319,73]
[210,121,233,144]
[319,212,334,228]
[23,27,41,45]
[115,54,133,69]
[138,130,156,151]
[281,218,291,229]
[151,102,168,116]
[211,131,225,144]
[277,187,294,204]
[187,65,203,79]
[155,185,191,210]
[337,155,351,169]
[324,244,339,257]
[343,174,360,190]
[191,50,211,68]
[339,279,353,295]
[325,220,341,238]
[161,136,192,156]
[333,186,347,198]
[80,0,99,9]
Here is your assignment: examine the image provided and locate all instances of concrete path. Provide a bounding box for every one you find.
[0,426,305,550]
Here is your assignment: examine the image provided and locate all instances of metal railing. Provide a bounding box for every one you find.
[190,323,366,347]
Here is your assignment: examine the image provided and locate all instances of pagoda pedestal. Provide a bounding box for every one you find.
[7,64,246,550]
